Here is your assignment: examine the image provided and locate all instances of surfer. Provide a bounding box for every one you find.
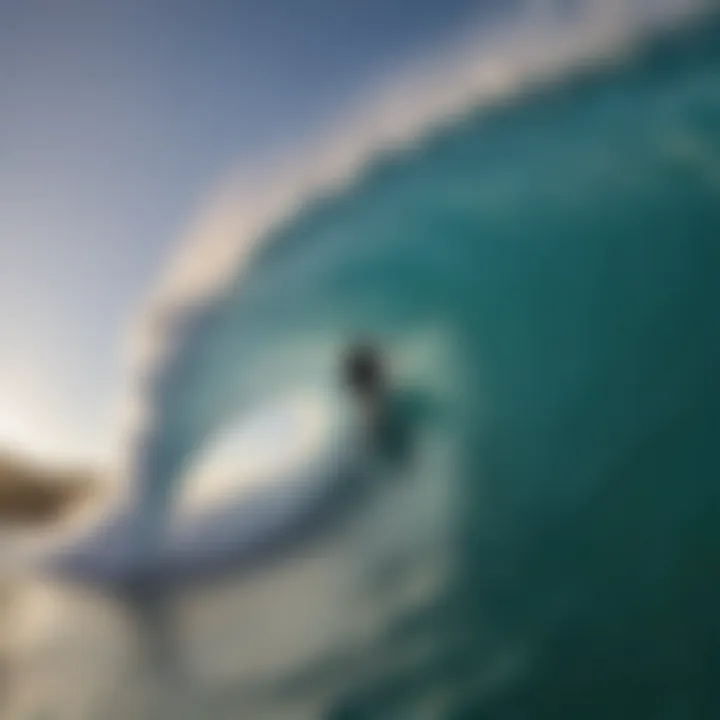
[342,342,445,592]
[342,343,419,470]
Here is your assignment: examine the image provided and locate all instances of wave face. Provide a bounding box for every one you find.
[7,9,720,720]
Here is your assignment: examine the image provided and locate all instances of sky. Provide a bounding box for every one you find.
[0,0,495,465]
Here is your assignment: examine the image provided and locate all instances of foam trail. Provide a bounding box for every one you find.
[120,0,710,543]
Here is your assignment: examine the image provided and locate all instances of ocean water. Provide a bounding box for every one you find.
[4,8,720,720]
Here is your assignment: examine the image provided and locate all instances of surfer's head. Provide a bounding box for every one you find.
[342,343,384,398]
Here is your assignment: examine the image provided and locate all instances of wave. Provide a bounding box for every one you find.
[49,3,720,717]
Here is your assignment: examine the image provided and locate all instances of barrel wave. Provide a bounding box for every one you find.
[6,8,720,720]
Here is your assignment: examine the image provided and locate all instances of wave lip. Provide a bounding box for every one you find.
[129,0,710,362]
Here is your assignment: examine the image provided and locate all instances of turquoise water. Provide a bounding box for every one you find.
[7,12,720,720]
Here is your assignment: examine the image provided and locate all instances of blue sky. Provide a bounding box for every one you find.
[0,0,494,463]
